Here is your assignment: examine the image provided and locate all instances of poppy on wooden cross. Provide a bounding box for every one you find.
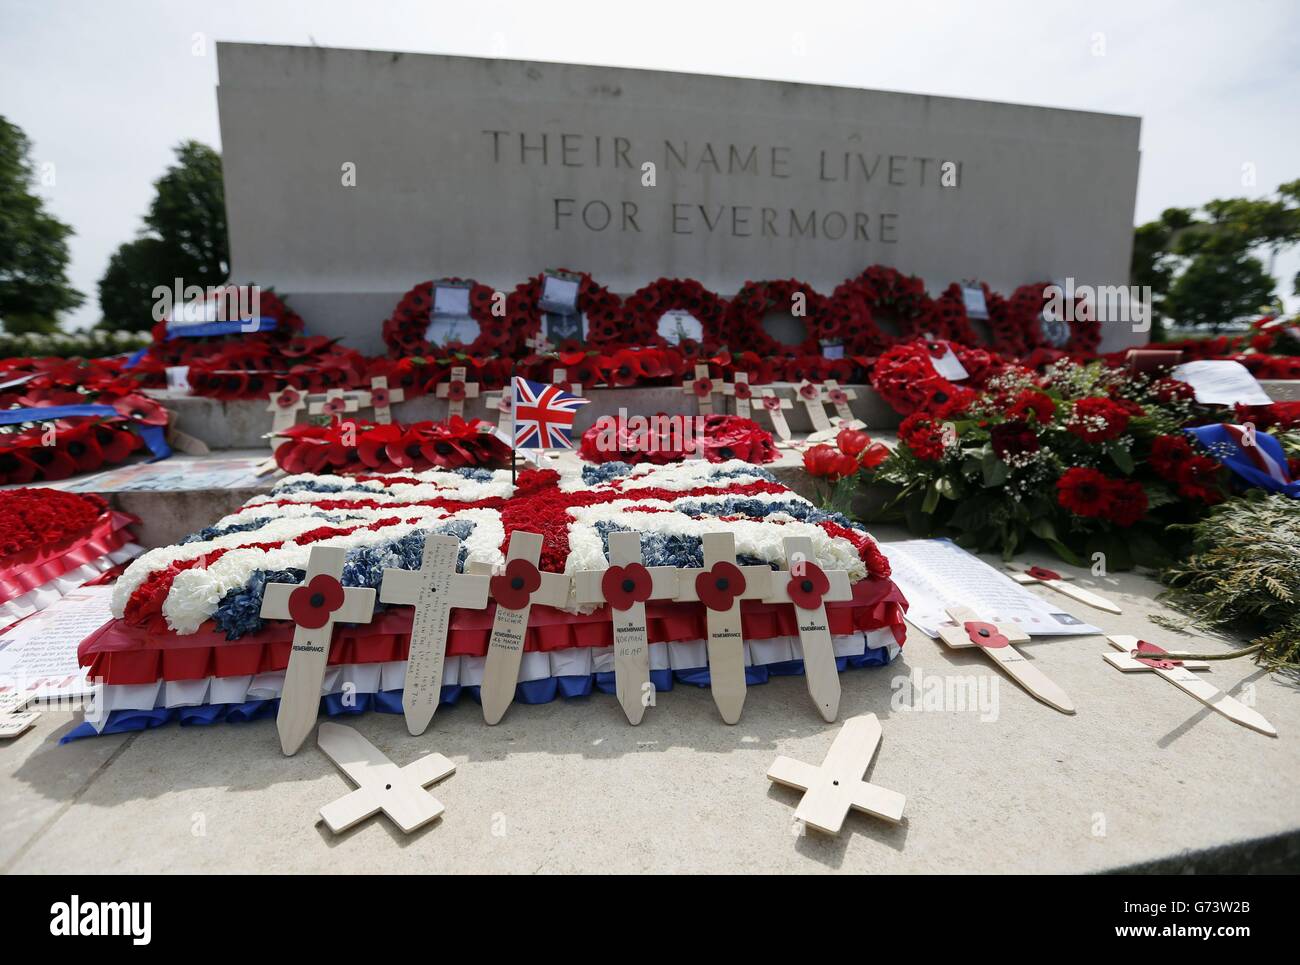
[1006,563,1121,614]
[436,365,481,419]
[755,387,794,442]
[573,531,679,724]
[936,604,1075,715]
[260,546,377,755]
[480,531,572,725]
[368,375,405,425]
[793,379,834,434]
[721,371,754,418]
[681,363,723,416]
[673,532,773,724]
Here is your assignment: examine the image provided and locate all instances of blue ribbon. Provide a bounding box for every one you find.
[1185,424,1299,498]
[0,404,171,460]
[165,317,277,339]
[123,347,149,369]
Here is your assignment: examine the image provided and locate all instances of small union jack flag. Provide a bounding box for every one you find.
[512,377,590,450]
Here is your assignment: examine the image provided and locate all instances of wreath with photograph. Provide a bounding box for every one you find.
[507,270,628,353]
[1008,282,1102,356]
[726,278,829,357]
[931,282,1024,357]
[381,278,512,359]
[624,277,729,353]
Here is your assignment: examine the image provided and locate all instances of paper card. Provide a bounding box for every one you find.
[879,539,1101,637]
[821,342,845,359]
[425,314,474,347]
[1171,360,1273,407]
[59,457,268,493]
[539,272,581,314]
[961,285,989,319]
[544,311,587,344]
[432,282,472,319]
[165,366,191,394]
[168,297,221,327]
[657,310,703,345]
[929,343,969,381]
[0,585,113,705]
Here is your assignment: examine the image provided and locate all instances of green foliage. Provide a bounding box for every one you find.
[1132,181,1300,334]
[97,141,228,331]
[0,116,84,331]
[0,327,149,359]
[1158,492,1300,672]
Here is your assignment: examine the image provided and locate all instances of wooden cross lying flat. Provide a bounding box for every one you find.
[721,371,753,419]
[573,531,679,725]
[762,536,854,722]
[682,363,723,416]
[767,714,906,834]
[266,387,307,435]
[756,388,794,442]
[436,366,481,419]
[1008,563,1121,614]
[674,532,773,724]
[823,381,861,425]
[316,722,456,834]
[793,380,834,434]
[380,534,490,736]
[937,605,1075,715]
[261,546,377,755]
[481,531,572,725]
[367,375,405,425]
[1105,635,1276,737]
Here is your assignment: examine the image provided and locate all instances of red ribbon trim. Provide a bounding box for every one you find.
[0,512,136,605]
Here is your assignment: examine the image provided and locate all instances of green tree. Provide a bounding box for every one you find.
[1164,249,1277,332]
[97,141,228,330]
[0,116,84,333]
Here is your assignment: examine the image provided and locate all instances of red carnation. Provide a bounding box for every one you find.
[1006,389,1056,424]
[898,413,949,462]
[1056,467,1112,518]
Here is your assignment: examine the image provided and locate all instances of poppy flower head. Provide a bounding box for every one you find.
[370,386,391,408]
[601,562,653,611]
[692,377,714,398]
[288,574,346,630]
[695,560,746,611]
[786,560,830,609]
[962,620,1009,649]
[491,557,542,610]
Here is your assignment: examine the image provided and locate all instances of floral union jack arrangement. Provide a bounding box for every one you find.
[69,460,906,739]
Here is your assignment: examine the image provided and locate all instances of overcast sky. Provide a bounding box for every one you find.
[2,0,1298,329]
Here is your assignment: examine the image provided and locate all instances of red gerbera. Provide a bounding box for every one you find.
[1104,479,1148,527]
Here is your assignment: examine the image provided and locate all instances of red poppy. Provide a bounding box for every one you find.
[798,382,821,401]
[695,561,746,611]
[787,561,830,609]
[275,387,302,409]
[762,394,784,411]
[828,388,849,406]
[61,424,105,473]
[1006,389,1056,424]
[288,573,346,629]
[1026,565,1062,582]
[962,620,1009,649]
[322,396,347,417]
[601,562,653,610]
[445,380,467,403]
[691,376,713,398]
[732,380,753,401]
[369,386,391,408]
[491,557,542,610]
[111,393,169,426]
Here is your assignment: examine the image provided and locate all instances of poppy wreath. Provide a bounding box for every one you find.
[147,288,305,366]
[507,270,629,352]
[0,394,168,485]
[869,339,1006,417]
[836,265,936,348]
[726,278,828,358]
[272,416,510,476]
[521,346,691,390]
[624,277,729,353]
[0,356,137,408]
[380,278,511,359]
[930,282,1021,356]
[578,413,778,466]
[180,337,370,400]
[1007,282,1102,356]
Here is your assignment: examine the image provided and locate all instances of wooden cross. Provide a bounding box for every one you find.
[526,330,554,356]
[316,722,456,834]
[1008,563,1121,614]
[762,536,854,722]
[674,532,773,724]
[484,390,513,438]
[260,545,377,755]
[435,366,481,420]
[552,367,583,398]
[380,534,490,736]
[936,605,1075,715]
[367,375,405,425]
[767,713,906,834]
[480,531,572,725]
[721,371,753,419]
[682,363,723,416]
[573,530,679,725]
[266,386,307,435]
[308,388,367,423]
[1105,635,1276,737]
[793,380,834,434]
[756,388,794,442]
[823,381,861,425]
